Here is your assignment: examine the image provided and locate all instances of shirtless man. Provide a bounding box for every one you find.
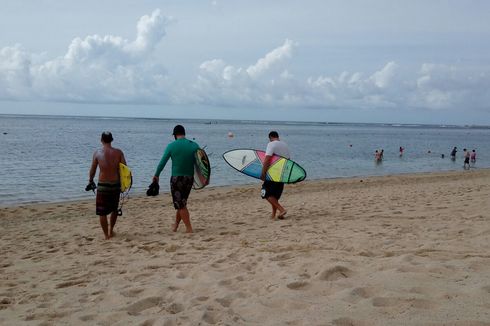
[88,132,126,239]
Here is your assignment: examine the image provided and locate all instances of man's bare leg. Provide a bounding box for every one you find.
[109,211,118,238]
[178,208,193,233]
[99,215,110,240]
[173,210,182,232]
[270,205,277,219]
[266,197,286,219]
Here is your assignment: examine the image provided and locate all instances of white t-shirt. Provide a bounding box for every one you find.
[265,140,290,159]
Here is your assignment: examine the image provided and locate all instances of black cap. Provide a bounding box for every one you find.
[173,125,186,136]
[101,131,113,143]
[268,131,279,138]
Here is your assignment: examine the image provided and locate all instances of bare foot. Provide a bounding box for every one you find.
[108,231,116,239]
[277,210,287,219]
[172,224,179,232]
[185,228,193,233]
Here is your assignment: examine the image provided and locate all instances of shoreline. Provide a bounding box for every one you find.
[1,167,487,210]
[1,168,490,324]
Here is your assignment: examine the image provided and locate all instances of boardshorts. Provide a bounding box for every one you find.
[170,176,194,209]
[261,181,284,200]
[96,182,120,215]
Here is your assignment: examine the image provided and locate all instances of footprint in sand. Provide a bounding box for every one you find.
[55,280,87,289]
[372,297,436,309]
[287,281,310,290]
[120,288,145,298]
[270,253,294,261]
[78,314,96,322]
[194,296,209,302]
[215,292,246,308]
[318,266,354,281]
[332,317,370,326]
[166,302,184,314]
[346,287,377,303]
[201,309,220,324]
[139,319,156,326]
[124,296,163,315]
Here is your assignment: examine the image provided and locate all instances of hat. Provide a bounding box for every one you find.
[172,125,186,136]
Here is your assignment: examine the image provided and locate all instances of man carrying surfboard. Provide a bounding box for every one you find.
[260,131,290,220]
[152,125,199,233]
[88,132,127,240]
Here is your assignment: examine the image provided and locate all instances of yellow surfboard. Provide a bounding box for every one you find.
[119,163,132,192]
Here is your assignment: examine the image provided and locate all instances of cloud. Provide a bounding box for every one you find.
[0,9,171,103]
[0,45,32,99]
[412,63,490,110]
[246,39,294,78]
[0,10,489,113]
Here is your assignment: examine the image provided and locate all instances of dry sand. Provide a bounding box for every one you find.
[1,170,490,325]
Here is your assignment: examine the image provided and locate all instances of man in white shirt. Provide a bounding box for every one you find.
[260,131,290,220]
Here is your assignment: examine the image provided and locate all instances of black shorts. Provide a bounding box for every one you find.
[464,157,470,164]
[170,176,194,209]
[261,181,284,200]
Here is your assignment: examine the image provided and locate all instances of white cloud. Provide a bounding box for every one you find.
[411,63,490,110]
[0,10,489,113]
[0,45,32,99]
[246,39,294,78]
[0,9,171,103]
[370,61,398,88]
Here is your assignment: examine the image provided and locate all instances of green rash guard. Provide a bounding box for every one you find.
[155,138,200,177]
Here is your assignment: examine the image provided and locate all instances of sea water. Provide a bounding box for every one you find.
[1,114,489,206]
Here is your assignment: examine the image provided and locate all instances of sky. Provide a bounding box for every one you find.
[1,0,490,124]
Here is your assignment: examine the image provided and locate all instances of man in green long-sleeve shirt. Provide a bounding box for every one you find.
[153,125,199,233]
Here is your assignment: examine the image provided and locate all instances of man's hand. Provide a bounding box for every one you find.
[152,176,159,183]
[260,173,266,181]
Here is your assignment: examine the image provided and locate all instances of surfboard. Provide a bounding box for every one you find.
[222,149,306,184]
[119,163,132,192]
[193,148,211,189]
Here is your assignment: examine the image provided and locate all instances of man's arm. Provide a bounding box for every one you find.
[153,146,171,182]
[89,152,98,182]
[260,155,272,181]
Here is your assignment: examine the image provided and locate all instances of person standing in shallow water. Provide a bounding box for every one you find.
[89,132,126,240]
[471,149,477,164]
[450,147,457,161]
[152,125,199,233]
[260,131,290,220]
[463,148,471,170]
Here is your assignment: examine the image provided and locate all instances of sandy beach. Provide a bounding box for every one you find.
[1,170,490,325]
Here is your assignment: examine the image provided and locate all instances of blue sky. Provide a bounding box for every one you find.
[1,0,490,124]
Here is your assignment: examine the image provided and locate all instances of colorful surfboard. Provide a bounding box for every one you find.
[193,148,211,189]
[222,149,306,184]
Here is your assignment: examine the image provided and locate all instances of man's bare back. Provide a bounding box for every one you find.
[90,146,126,182]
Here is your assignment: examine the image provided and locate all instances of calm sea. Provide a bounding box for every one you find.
[1,114,489,206]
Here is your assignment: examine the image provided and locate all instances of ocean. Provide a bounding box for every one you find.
[1,114,488,206]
